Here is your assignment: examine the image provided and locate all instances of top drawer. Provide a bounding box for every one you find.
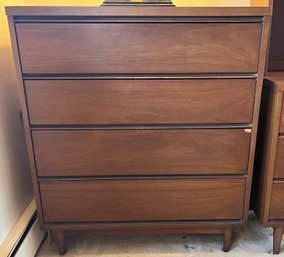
[16,23,262,74]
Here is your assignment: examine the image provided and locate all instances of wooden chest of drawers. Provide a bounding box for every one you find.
[6,6,271,255]
[254,73,284,254]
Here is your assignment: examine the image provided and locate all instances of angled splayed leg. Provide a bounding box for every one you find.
[273,227,283,254]
[55,230,67,255]
[223,227,232,252]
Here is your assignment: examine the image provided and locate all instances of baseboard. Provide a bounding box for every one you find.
[14,218,45,257]
[0,199,45,257]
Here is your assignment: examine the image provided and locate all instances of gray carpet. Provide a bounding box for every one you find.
[37,213,284,256]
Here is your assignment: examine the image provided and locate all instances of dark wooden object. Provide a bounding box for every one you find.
[6,6,271,255]
[17,23,262,74]
[254,73,284,254]
[40,179,245,222]
[25,79,256,125]
[55,231,66,255]
[223,227,233,252]
[268,0,284,71]
[33,129,250,176]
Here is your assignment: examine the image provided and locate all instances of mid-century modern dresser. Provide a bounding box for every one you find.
[253,0,284,254]
[6,4,271,255]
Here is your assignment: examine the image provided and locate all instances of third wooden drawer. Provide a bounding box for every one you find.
[33,129,250,177]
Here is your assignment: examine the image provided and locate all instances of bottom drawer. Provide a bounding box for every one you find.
[40,178,245,223]
[270,182,284,220]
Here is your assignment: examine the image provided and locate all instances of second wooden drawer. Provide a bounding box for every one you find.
[25,79,256,125]
[33,129,250,177]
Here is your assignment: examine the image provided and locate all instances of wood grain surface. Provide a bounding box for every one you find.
[25,79,256,125]
[5,6,272,17]
[33,129,250,176]
[17,23,262,74]
[40,178,245,222]
[273,136,284,178]
[269,182,284,220]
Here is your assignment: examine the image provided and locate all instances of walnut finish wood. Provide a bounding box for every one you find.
[223,227,233,252]
[273,78,284,144]
[6,6,272,254]
[254,78,283,224]
[273,227,283,254]
[274,137,284,178]
[252,85,275,214]
[279,102,284,133]
[25,79,256,125]
[268,0,284,71]
[269,182,284,220]
[253,73,284,253]
[5,6,272,17]
[33,129,250,177]
[55,230,66,255]
[16,23,262,74]
[40,178,245,223]
[47,230,53,243]
[239,14,271,225]
[266,73,284,91]
[43,220,241,232]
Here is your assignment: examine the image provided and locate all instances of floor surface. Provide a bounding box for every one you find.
[36,213,284,257]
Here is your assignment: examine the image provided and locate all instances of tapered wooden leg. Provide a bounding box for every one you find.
[223,227,232,252]
[273,227,283,254]
[55,230,67,255]
[47,230,53,243]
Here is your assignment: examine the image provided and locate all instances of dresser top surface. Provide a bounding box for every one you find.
[266,72,284,91]
[6,5,271,17]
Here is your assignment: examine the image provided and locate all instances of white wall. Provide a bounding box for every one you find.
[0,1,33,245]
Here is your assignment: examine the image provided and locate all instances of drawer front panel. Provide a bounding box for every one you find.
[274,137,284,178]
[279,99,284,133]
[270,182,284,220]
[40,178,245,222]
[33,129,250,177]
[26,79,256,125]
[17,23,262,74]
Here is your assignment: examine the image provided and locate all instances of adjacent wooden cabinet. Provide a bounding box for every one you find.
[254,74,284,254]
[253,0,284,254]
[6,6,271,255]
[268,0,284,71]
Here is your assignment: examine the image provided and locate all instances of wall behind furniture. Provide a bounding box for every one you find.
[0,0,33,245]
